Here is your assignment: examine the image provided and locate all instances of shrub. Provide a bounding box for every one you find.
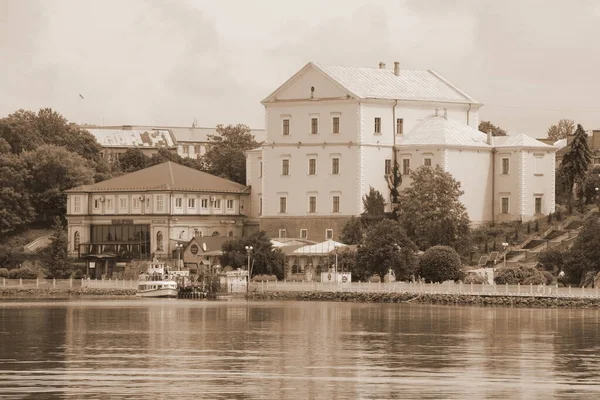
[542,271,554,285]
[419,246,461,283]
[463,273,487,284]
[0,268,8,278]
[494,264,546,285]
[368,275,381,283]
[251,274,277,282]
[8,267,38,279]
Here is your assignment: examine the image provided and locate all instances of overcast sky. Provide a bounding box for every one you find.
[1,0,599,137]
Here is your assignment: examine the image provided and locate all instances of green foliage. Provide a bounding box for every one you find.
[0,268,8,278]
[0,244,27,269]
[538,247,567,273]
[560,124,591,212]
[46,217,70,279]
[463,273,487,284]
[494,264,547,285]
[547,119,575,141]
[8,267,37,279]
[398,166,471,253]
[561,216,600,285]
[201,124,259,184]
[581,166,600,205]
[221,231,284,279]
[386,160,402,218]
[118,148,150,173]
[418,245,461,283]
[478,120,507,136]
[0,154,36,234]
[251,274,277,282]
[355,219,417,281]
[361,187,386,227]
[340,216,363,245]
[325,249,357,275]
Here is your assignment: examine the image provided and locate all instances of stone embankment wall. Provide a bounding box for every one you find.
[247,291,600,308]
[0,287,137,297]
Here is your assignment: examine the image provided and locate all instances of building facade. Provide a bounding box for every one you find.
[65,161,250,278]
[246,61,556,241]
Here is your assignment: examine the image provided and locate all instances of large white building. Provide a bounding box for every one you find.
[246,61,556,242]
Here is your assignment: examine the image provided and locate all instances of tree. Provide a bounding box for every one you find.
[0,154,36,236]
[418,245,461,283]
[46,217,70,278]
[386,160,402,218]
[118,148,150,173]
[581,166,600,205]
[340,216,363,245]
[201,124,259,184]
[355,219,418,281]
[560,124,591,213]
[478,121,507,136]
[547,119,575,141]
[21,145,95,220]
[562,216,600,285]
[398,166,471,253]
[361,186,386,227]
[221,231,285,279]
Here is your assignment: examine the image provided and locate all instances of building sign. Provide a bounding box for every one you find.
[152,220,166,224]
[111,219,134,225]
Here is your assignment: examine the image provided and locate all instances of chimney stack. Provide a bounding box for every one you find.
[434,108,439,116]
[487,130,493,145]
[379,62,386,69]
[443,108,448,119]
[393,61,400,76]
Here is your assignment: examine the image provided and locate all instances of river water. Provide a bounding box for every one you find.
[1,299,600,399]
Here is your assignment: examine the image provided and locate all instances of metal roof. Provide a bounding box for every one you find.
[398,114,491,147]
[86,129,176,148]
[493,134,555,149]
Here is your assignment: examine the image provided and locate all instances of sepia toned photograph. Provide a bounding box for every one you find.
[1,0,600,398]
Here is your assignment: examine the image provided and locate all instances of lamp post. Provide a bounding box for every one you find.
[175,243,184,270]
[245,245,253,293]
[595,187,599,211]
[502,242,509,268]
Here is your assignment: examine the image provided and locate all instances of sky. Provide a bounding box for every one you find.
[1,0,600,137]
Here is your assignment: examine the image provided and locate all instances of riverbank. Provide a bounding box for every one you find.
[247,291,600,308]
[0,287,138,298]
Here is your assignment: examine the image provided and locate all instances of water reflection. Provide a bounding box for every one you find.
[1,300,600,398]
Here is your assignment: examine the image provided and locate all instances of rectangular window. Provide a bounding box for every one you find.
[308,158,316,175]
[94,199,100,209]
[332,196,340,213]
[534,154,543,176]
[385,159,392,175]
[279,197,287,213]
[374,117,381,134]
[214,199,221,209]
[311,118,318,135]
[188,198,195,208]
[332,158,339,175]
[332,117,340,134]
[397,118,404,135]
[325,229,333,240]
[259,161,263,178]
[156,196,163,212]
[279,229,287,239]
[502,158,510,175]
[226,199,234,209]
[424,158,432,167]
[501,197,509,214]
[402,159,410,175]
[74,197,81,212]
[201,198,208,208]
[535,197,542,214]
[133,198,139,209]
[182,145,189,154]
[120,198,127,209]
[309,196,316,213]
[175,198,182,208]
[282,159,289,176]
[106,198,112,209]
[300,229,308,239]
[194,145,200,154]
[259,197,263,216]
[282,119,290,135]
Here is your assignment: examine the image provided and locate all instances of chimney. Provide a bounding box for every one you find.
[379,62,386,69]
[393,61,400,76]
[487,130,493,145]
[434,108,440,116]
[443,108,448,119]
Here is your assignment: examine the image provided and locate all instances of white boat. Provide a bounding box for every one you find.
[136,260,178,298]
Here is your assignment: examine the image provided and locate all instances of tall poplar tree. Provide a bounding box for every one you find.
[560,124,591,213]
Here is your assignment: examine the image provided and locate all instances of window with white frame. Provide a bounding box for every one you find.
[119,197,128,210]
[106,198,113,210]
[332,196,340,213]
[300,229,307,239]
[308,158,316,175]
[332,117,340,134]
[226,199,234,209]
[385,159,391,175]
[188,198,195,208]
[133,198,139,209]
[94,199,100,210]
[424,158,432,167]
[279,197,287,213]
[182,145,189,154]
[201,198,208,208]
[501,197,509,214]
[282,159,289,176]
[397,118,404,135]
[282,119,290,135]
[402,158,410,175]
[311,117,318,135]
[175,198,183,208]
[309,196,316,213]
[534,154,544,175]
[73,231,80,251]
[535,197,542,214]
[214,199,221,209]
[332,157,339,175]
[279,229,287,239]
[73,197,81,213]
[502,158,510,175]
[156,196,163,212]
[325,229,333,240]
[374,117,381,134]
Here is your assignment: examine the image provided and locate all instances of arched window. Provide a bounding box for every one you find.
[157,231,163,251]
[212,231,220,237]
[74,231,80,251]
[292,264,301,274]
[316,264,323,275]
[228,231,233,237]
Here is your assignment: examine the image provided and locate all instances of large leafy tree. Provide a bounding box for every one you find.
[0,154,36,236]
[340,216,363,245]
[561,216,600,285]
[21,145,95,220]
[398,166,471,253]
[418,245,461,283]
[221,231,285,279]
[355,219,418,281]
[478,121,507,136]
[201,124,259,184]
[560,124,591,213]
[547,119,575,141]
[361,186,386,227]
[118,148,151,173]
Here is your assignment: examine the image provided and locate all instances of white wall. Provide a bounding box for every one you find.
[495,150,522,222]
[275,66,348,100]
[521,150,556,218]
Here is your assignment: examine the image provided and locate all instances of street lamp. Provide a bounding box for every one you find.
[502,242,509,268]
[175,243,184,270]
[245,246,253,294]
[595,187,599,210]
